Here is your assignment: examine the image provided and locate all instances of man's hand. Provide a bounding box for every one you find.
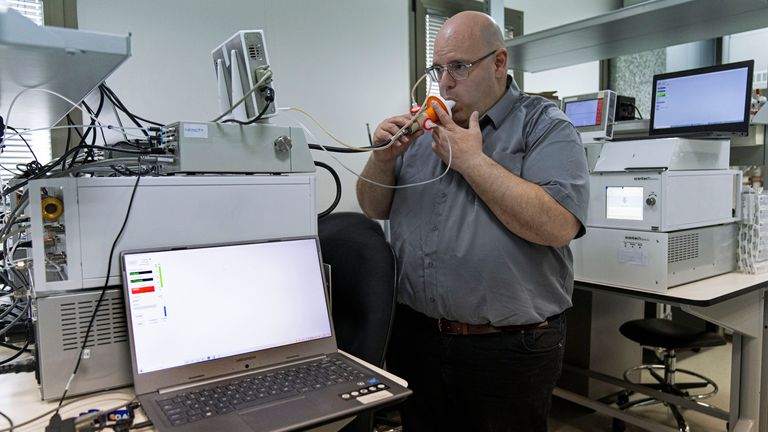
[430,103,484,173]
[372,114,423,163]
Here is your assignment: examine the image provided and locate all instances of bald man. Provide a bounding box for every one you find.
[357,11,589,431]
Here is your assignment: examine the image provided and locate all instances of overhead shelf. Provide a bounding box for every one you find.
[0,7,130,130]
[505,0,768,72]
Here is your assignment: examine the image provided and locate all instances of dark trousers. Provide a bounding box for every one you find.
[387,304,566,432]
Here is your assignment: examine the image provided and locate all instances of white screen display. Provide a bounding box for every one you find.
[564,99,601,127]
[123,238,332,374]
[606,187,644,221]
[653,67,748,129]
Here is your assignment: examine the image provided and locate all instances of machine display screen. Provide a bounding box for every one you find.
[606,186,644,221]
[649,60,753,136]
[564,98,602,127]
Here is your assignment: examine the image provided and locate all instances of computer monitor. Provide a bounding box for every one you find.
[211,30,277,121]
[649,60,753,137]
[562,90,617,142]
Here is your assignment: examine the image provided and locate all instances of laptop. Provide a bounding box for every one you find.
[120,236,411,431]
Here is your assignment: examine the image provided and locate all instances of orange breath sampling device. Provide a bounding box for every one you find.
[408,95,455,134]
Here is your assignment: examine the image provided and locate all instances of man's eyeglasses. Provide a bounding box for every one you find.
[425,50,497,82]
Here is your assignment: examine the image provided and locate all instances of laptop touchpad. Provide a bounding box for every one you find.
[238,396,317,429]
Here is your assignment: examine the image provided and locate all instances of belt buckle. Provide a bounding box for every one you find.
[438,319,460,334]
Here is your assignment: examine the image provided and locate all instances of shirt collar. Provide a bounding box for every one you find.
[481,75,521,129]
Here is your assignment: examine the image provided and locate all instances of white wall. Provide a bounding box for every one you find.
[77,0,410,214]
[505,0,621,96]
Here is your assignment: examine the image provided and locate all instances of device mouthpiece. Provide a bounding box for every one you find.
[410,95,453,132]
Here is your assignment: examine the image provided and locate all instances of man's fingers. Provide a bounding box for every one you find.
[432,102,455,128]
[381,123,401,136]
[393,114,413,127]
[468,111,480,131]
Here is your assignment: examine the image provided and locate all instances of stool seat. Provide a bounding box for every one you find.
[619,318,726,350]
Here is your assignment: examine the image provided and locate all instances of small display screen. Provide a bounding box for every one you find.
[606,187,644,221]
[564,98,603,127]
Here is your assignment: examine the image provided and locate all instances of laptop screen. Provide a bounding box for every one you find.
[122,238,333,375]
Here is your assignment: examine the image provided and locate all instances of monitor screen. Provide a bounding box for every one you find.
[564,99,602,127]
[606,186,644,221]
[649,60,753,137]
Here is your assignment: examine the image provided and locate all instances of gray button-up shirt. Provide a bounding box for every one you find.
[390,77,589,326]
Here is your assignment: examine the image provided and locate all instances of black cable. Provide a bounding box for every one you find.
[4,126,39,163]
[1,144,151,198]
[308,143,377,154]
[366,123,374,146]
[0,410,13,431]
[101,84,164,127]
[631,103,643,120]
[222,87,275,126]
[100,85,145,132]
[81,98,106,164]
[0,337,30,367]
[222,101,272,125]
[129,420,153,430]
[68,100,102,169]
[0,358,34,374]
[100,85,159,131]
[53,170,142,416]
[64,115,73,159]
[0,297,18,320]
[0,341,30,353]
[0,301,29,338]
[94,91,108,147]
[111,140,149,150]
[64,115,85,171]
[314,161,341,219]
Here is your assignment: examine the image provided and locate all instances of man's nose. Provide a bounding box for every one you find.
[439,70,455,91]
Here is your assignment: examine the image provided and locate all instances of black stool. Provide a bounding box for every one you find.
[613,318,726,432]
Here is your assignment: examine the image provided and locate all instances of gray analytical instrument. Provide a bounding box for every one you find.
[572,138,741,292]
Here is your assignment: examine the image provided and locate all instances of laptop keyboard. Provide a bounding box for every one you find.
[156,357,368,427]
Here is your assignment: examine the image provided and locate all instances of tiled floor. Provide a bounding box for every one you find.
[550,343,731,432]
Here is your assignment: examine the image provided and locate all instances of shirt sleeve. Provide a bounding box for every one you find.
[522,106,590,238]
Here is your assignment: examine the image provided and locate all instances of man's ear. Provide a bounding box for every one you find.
[494,49,508,78]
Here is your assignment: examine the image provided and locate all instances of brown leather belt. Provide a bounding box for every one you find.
[436,316,554,336]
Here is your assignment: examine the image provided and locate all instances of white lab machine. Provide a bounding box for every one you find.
[573,224,738,292]
[160,121,316,174]
[28,175,317,295]
[573,138,741,292]
[586,138,740,232]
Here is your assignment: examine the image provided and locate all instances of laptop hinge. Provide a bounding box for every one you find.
[157,354,329,394]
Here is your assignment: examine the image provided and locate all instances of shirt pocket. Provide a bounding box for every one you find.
[492,151,524,177]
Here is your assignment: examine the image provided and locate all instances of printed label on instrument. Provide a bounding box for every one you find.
[183,124,208,139]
